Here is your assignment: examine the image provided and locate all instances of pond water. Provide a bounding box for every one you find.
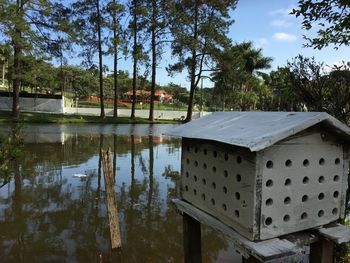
[0,124,240,263]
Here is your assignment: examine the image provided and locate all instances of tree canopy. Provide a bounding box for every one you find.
[292,0,350,48]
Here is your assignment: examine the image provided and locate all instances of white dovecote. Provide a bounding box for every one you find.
[169,112,350,240]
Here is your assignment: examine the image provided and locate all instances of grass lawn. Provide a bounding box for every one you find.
[0,111,181,124]
[78,101,189,111]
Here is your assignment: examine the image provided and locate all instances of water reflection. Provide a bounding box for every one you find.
[0,124,235,262]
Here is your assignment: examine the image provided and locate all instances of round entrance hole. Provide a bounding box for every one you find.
[284,197,291,205]
[319,158,325,165]
[302,176,309,184]
[283,215,290,222]
[332,208,338,215]
[285,159,292,167]
[302,195,308,202]
[333,191,339,198]
[301,212,308,220]
[266,160,273,169]
[284,178,291,186]
[235,192,241,200]
[224,153,229,161]
[303,159,310,167]
[224,170,228,178]
[234,210,240,218]
[266,179,273,187]
[266,198,273,206]
[318,193,325,200]
[318,210,324,217]
[318,176,325,183]
[265,217,272,226]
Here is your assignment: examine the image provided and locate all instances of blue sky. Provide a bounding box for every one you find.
[71,0,350,89]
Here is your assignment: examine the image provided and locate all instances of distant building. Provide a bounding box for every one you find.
[123,89,173,103]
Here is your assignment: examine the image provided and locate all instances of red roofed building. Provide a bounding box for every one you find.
[123,89,173,103]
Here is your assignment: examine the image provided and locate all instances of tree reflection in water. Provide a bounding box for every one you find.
[0,125,230,262]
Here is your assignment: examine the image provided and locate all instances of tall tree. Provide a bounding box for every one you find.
[129,0,140,119]
[107,0,125,119]
[73,0,107,118]
[168,0,237,122]
[145,0,170,121]
[292,0,350,49]
[0,1,70,118]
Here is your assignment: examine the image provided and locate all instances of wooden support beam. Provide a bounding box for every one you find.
[310,239,333,263]
[183,212,202,263]
[102,148,122,250]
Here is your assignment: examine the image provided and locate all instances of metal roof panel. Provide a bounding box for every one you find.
[167,112,350,151]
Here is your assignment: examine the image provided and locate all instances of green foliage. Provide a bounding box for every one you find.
[287,56,350,124]
[0,125,23,182]
[167,0,237,121]
[266,67,300,111]
[0,0,72,116]
[292,0,350,48]
[211,41,272,111]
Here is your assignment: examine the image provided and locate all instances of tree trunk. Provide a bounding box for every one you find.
[60,52,64,96]
[2,63,5,88]
[185,0,199,123]
[149,0,157,121]
[12,36,21,119]
[131,0,138,119]
[96,0,105,119]
[113,0,118,119]
[12,0,23,119]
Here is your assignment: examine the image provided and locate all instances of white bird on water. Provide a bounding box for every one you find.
[73,174,87,178]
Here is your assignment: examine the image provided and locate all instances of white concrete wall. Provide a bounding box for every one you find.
[64,107,212,120]
[0,95,212,120]
[0,96,63,113]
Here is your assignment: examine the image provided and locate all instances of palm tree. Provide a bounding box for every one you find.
[212,42,273,111]
[237,41,272,76]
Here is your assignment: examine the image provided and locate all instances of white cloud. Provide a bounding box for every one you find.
[256,38,269,47]
[271,19,293,28]
[269,7,295,28]
[269,8,293,16]
[273,32,297,42]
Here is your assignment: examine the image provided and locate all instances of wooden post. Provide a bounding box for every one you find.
[183,212,202,263]
[310,239,333,263]
[102,148,121,249]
